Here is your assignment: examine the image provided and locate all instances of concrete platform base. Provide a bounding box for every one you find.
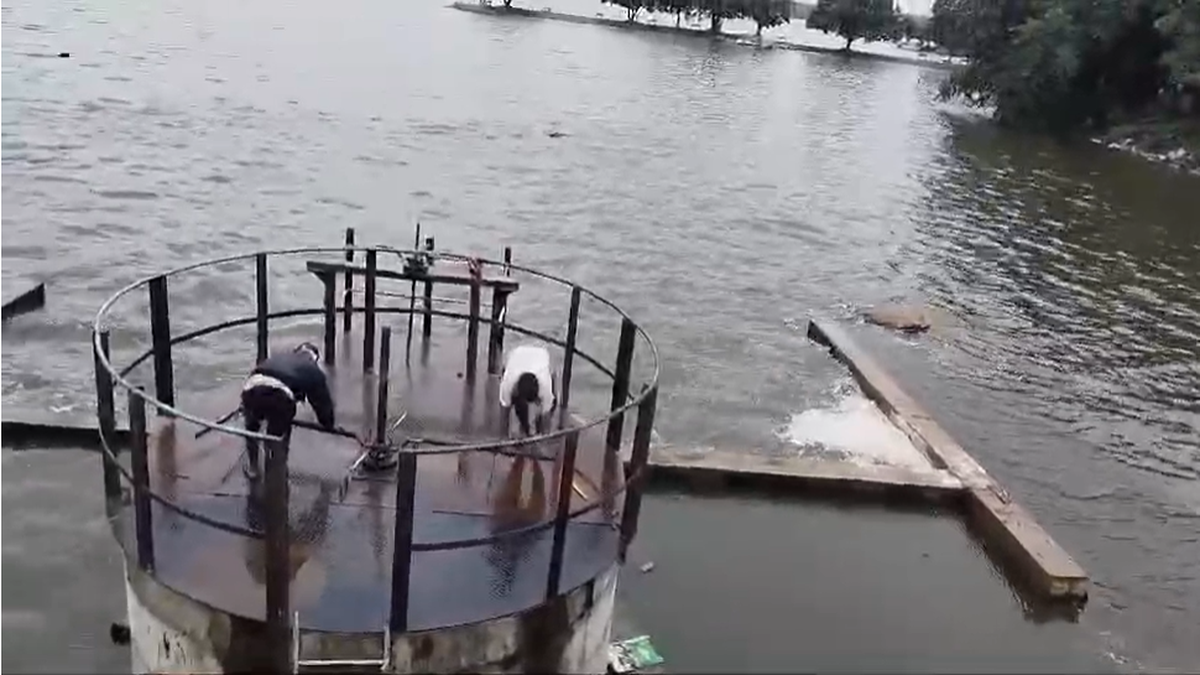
[124,559,619,673]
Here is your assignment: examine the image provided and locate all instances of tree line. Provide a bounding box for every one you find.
[601,0,795,36]
[929,0,1200,135]
[590,0,1199,138]
[597,0,918,53]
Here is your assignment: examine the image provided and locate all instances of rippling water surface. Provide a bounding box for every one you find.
[4,0,1199,670]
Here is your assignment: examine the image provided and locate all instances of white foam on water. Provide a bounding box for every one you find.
[778,381,934,473]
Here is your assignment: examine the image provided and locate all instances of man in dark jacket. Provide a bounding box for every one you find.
[241,342,336,479]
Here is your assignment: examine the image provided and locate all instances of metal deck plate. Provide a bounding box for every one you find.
[115,327,624,633]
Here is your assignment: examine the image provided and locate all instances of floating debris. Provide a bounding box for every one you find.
[109,621,130,645]
[609,635,664,673]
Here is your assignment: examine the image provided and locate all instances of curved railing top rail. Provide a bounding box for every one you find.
[92,245,660,449]
[91,237,662,646]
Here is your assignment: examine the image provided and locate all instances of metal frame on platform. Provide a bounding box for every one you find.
[91,229,660,674]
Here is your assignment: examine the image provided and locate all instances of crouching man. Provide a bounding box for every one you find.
[241,342,336,479]
[499,343,557,438]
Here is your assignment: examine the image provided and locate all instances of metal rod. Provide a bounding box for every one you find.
[376,326,392,445]
[256,253,269,364]
[343,227,355,333]
[487,246,513,375]
[322,275,336,366]
[487,290,506,375]
[606,318,637,452]
[405,224,420,365]
[422,236,435,339]
[619,384,657,562]
[364,249,378,373]
[147,276,175,410]
[194,407,242,439]
[558,286,582,429]
[93,330,121,508]
[545,430,579,600]
[466,267,481,382]
[348,288,485,307]
[128,389,155,571]
[264,432,292,674]
[389,451,418,634]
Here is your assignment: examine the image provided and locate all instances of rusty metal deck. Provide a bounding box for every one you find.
[114,326,623,633]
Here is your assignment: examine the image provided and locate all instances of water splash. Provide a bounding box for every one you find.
[776,378,933,473]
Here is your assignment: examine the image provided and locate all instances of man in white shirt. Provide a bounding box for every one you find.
[498,344,557,437]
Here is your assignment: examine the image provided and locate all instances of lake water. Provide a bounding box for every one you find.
[3,0,1199,670]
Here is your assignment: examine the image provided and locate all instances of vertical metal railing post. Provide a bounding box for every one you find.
[343,227,356,333]
[605,318,636,451]
[93,330,121,512]
[376,326,392,445]
[557,286,582,430]
[263,432,292,675]
[619,384,657,562]
[486,247,511,375]
[487,289,508,375]
[364,249,378,373]
[421,236,435,340]
[545,429,580,600]
[127,390,155,571]
[147,276,175,411]
[388,451,418,635]
[404,224,421,365]
[322,274,336,367]
[256,253,269,364]
[465,266,481,382]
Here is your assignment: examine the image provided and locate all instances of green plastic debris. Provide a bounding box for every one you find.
[609,635,664,673]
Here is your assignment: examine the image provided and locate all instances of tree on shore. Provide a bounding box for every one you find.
[934,0,1195,135]
[692,0,744,34]
[652,0,689,27]
[604,0,646,21]
[747,0,791,36]
[1156,0,1200,83]
[806,0,899,51]
[895,14,933,50]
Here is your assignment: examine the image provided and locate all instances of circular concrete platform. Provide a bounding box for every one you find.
[116,326,625,633]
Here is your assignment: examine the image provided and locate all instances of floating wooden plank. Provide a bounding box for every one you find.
[1,282,46,321]
[806,317,1089,602]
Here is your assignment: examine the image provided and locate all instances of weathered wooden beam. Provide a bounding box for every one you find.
[2,282,46,321]
[306,260,519,293]
[806,317,1089,602]
[626,445,963,505]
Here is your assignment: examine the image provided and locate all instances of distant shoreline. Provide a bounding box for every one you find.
[449,2,961,71]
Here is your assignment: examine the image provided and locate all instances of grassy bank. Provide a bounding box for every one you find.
[449,2,960,71]
[1093,116,1200,175]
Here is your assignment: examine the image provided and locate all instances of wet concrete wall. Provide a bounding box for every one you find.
[125,559,619,674]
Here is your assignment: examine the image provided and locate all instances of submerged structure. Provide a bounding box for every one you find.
[91,229,660,673]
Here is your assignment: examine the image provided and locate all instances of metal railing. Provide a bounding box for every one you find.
[91,229,659,673]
